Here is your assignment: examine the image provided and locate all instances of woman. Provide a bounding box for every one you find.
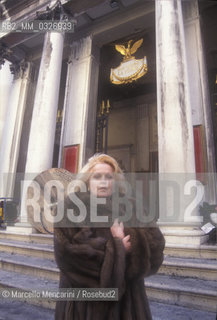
[54,154,165,320]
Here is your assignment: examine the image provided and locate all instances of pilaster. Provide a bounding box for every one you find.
[183,0,217,204]
[59,36,100,169]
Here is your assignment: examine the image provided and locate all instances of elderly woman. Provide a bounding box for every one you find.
[54,154,165,320]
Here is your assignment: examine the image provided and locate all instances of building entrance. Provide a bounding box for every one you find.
[96,34,158,173]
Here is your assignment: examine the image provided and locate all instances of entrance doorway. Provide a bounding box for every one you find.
[96,33,158,173]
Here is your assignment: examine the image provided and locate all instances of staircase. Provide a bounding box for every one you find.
[146,244,217,313]
[0,231,57,312]
[0,230,216,319]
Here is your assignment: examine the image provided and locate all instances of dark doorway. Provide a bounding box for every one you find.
[96,31,158,173]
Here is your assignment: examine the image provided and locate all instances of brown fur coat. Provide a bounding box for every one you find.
[54,192,165,320]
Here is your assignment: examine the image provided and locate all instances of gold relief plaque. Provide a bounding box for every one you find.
[110,39,148,85]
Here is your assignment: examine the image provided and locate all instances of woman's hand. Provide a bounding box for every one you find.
[122,235,131,252]
[110,219,131,252]
[110,219,125,239]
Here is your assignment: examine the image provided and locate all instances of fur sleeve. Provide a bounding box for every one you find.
[100,237,126,298]
[124,226,165,280]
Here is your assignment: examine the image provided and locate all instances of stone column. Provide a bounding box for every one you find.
[25,31,64,174]
[0,61,32,198]
[17,32,64,231]
[0,61,13,146]
[59,36,100,169]
[155,0,208,244]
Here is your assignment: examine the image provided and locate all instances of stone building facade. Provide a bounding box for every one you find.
[0,0,217,244]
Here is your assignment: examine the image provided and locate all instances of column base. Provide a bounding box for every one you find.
[6,222,38,234]
[159,224,210,245]
[0,223,7,230]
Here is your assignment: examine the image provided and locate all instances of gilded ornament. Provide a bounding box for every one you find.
[115,39,143,62]
[110,38,148,85]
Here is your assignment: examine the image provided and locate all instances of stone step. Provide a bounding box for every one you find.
[164,243,217,259]
[0,231,53,245]
[1,249,217,284]
[0,299,215,320]
[0,299,55,320]
[1,231,217,314]
[159,256,217,281]
[0,251,216,314]
[150,301,217,320]
[0,238,54,259]
[145,274,217,313]
[1,239,217,283]
[0,267,216,316]
[1,230,217,259]
[0,269,57,309]
[0,251,59,281]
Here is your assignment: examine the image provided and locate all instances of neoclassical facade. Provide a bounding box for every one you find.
[0,0,217,244]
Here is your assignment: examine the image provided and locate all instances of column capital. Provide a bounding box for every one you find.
[36,0,72,22]
[0,43,12,69]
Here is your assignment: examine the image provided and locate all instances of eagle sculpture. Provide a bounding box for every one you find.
[115,38,143,61]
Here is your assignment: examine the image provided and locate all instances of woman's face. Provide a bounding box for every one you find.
[89,163,114,197]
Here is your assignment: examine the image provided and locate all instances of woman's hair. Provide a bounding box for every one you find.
[80,153,123,175]
[73,153,126,193]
